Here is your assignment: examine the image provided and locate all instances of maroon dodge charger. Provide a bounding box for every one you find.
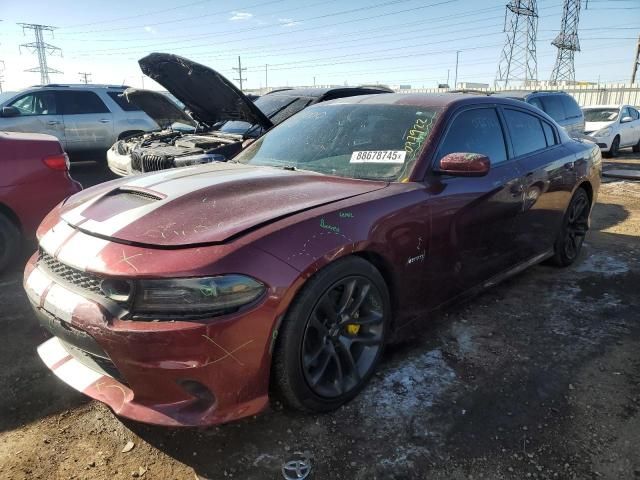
[25,93,601,426]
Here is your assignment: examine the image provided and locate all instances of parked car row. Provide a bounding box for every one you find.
[583,104,640,157]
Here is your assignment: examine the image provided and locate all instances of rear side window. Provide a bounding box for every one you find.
[57,91,110,115]
[8,92,57,115]
[503,109,547,156]
[438,107,507,165]
[528,97,544,111]
[107,92,141,112]
[539,96,566,122]
[561,95,582,119]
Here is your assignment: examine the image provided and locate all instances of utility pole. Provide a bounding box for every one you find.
[0,61,5,93]
[78,72,91,84]
[495,0,538,88]
[18,23,62,85]
[313,76,316,87]
[454,51,460,89]
[549,0,582,85]
[446,69,450,88]
[631,34,640,84]
[265,64,268,90]
[233,56,246,92]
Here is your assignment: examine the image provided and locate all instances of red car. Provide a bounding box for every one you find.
[0,131,81,271]
[24,93,601,426]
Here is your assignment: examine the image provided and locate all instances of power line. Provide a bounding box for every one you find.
[18,23,63,85]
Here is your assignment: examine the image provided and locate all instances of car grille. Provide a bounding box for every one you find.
[141,153,175,172]
[38,249,103,296]
[60,339,129,386]
[130,151,142,171]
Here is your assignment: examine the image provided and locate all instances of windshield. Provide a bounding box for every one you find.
[219,94,314,134]
[583,108,619,122]
[234,103,439,181]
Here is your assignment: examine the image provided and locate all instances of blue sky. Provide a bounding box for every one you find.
[0,0,638,91]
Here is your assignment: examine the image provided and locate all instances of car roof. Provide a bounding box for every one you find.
[491,90,569,99]
[31,84,129,89]
[320,92,531,109]
[582,104,625,109]
[265,86,393,98]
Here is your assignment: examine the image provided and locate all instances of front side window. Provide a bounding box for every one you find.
[8,92,57,115]
[629,107,639,120]
[58,91,110,115]
[234,104,440,181]
[620,107,630,121]
[504,109,547,157]
[437,107,507,165]
[540,96,566,122]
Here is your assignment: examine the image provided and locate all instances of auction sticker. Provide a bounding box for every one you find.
[350,150,406,163]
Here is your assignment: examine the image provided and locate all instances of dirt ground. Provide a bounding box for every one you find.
[1,151,639,480]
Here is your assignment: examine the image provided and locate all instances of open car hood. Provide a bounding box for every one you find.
[59,162,386,247]
[122,88,195,129]
[138,53,273,130]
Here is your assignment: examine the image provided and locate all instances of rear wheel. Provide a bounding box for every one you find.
[632,136,640,153]
[0,213,21,272]
[551,188,590,267]
[604,135,620,158]
[272,256,390,412]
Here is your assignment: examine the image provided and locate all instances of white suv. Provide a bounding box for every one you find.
[0,84,159,153]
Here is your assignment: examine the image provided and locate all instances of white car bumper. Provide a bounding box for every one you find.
[586,133,613,152]
[106,148,132,177]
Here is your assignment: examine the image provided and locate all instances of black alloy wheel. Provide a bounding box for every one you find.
[552,188,590,267]
[272,256,390,412]
[301,276,384,398]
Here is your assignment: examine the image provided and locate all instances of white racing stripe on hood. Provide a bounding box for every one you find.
[25,268,52,305]
[62,193,107,226]
[56,232,110,272]
[78,200,167,238]
[43,284,86,323]
[40,221,76,255]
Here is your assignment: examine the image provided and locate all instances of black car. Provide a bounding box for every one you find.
[107,53,392,176]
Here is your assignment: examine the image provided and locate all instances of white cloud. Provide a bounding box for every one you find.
[230,11,253,21]
[144,26,157,34]
[278,18,299,27]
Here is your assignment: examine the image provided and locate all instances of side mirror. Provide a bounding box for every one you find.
[620,116,633,123]
[438,152,491,177]
[0,106,20,118]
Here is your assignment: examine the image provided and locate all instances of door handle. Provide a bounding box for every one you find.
[47,120,60,125]
[99,119,111,123]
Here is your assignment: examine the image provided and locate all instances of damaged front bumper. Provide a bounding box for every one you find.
[24,252,276,427]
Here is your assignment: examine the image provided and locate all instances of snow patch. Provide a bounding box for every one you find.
[575,252,629,276]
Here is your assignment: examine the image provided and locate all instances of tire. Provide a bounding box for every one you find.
[633,136,640,153]
[272,256,390,412]
[604,135,620,158]
[0,212,21,272]
[551,188,590,267]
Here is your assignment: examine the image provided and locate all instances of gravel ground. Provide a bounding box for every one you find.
[0,151,639,480]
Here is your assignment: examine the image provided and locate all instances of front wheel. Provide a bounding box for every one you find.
[551,188,590,267]
[272,256,390,412]
[604,135,620,158]
[0,213,21,272]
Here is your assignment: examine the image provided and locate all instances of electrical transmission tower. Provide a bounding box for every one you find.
[18,23,62,85]
[549,0,581,85]
[233,56,247,92]
[495,0,538,88]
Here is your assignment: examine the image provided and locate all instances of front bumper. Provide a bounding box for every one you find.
[106,148,132,177]
[585,134,611,152]
[24,255,276,427]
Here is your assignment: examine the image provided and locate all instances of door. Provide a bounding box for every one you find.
[425,106,524,303]
[1,91,65,146]
[619,107,636,146]
[57,90,114,151]
[502,107,573,260]
[629,107,640,146]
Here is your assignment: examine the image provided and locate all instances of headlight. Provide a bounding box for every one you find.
[174,153,226,167]
[131,275,265,319]
[594,127,612,138]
